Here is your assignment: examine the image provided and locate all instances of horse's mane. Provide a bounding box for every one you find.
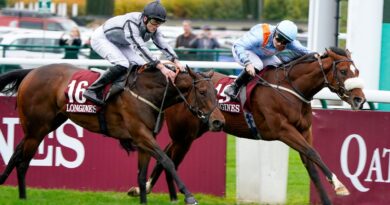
[281,52,318,69]
[281,47,347,69]
[322,47,348,58]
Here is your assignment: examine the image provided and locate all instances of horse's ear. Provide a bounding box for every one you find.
[325,48,335,57]
[186,65,196,78]
[325,48,329,55]
[346,49,352,59]
[206,70,214,78]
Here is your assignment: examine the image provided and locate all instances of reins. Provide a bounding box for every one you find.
[153,83,169,135]
[257,51,354,105]
[254,54,316,104]
[172,77,217,123]
[127,67,217,133]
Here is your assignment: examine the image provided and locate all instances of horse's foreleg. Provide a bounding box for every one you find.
[153,149,198,205]
[304,145,349,196]
[145,143,178,201]
[137,136,198,205]
[137,150,151,204]
[281,128,349,197]
[128,139,194,202]
[165,140,194,202]
[0,140,24,185]
[127,144,172,197]
[300,154,332,205]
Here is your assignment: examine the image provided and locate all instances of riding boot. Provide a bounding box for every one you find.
[83,65,128,105]
[223,69,253,101]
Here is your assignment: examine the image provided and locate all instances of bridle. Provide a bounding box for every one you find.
[173,76,217,124]
[128,64,217,126]
[268,52,355,104]
[316,55,355,99]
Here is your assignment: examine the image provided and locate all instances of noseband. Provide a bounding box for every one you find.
[173,77,217,123]
[317,56,354,99]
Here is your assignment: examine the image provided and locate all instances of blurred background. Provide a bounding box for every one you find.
[0,0,323,74]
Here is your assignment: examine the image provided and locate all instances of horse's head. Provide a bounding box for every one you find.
[321,47,366,110]
[173,65,225,131]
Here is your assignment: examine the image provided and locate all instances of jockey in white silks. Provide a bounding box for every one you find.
[83,0,184,105]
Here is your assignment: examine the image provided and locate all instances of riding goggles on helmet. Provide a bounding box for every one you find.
[275,32,291,45]
[149,18,165,26]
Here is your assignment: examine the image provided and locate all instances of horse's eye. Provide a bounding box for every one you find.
[199,90,206,96]
[340,69,347,75]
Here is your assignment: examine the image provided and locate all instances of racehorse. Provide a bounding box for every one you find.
[128,47,366,205]
[0,62,225,205]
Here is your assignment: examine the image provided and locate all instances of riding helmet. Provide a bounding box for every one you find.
[275,20,298,43]
[143,0,167,22]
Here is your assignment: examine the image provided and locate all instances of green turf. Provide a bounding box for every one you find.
[0,136,309,205]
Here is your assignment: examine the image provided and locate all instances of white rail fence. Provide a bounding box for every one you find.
[1,58,390,204]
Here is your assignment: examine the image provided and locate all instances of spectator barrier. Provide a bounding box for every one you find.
[311,110,390,205]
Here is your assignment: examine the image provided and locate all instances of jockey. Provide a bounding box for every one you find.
[83,0,184,105]
[223,20,311,100]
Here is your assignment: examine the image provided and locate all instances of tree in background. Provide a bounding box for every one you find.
[263,0,309,21]
[5,0,309,22]
[114,0,144,15]
[86,0,113,16]
[0,0,6,8]
[114,0,244,19]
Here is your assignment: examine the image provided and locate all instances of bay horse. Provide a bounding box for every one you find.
[128,47,366,205]
[0,62,225,205]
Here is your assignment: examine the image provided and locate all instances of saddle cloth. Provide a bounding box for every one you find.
[64,70,111,114]
[216,76,258,113]
[216,68,269,140]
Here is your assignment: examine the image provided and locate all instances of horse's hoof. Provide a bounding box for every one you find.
[170,199,179,204]
[127,187,140,197]
[184,196,198,205]
[335,186,350,196]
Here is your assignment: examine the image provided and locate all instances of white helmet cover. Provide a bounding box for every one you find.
[275,20,298,42]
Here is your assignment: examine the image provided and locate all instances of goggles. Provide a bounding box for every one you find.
[275,33,291,45]
[149,18,165,26]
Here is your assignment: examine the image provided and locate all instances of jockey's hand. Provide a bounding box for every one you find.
[245,64,256,76]
[173,59,186,72]
[157,63,177,83]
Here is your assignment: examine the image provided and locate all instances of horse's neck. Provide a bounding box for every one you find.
[131,71,168,106]
[286,57,333,99]
[163,73,192,109]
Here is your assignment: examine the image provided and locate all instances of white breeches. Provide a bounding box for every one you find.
[91,26,147,68]
[232,48,282,71]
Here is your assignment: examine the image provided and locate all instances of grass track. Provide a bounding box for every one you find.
[0,136,309,205]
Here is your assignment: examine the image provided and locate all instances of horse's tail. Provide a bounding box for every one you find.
[0,69,33,95]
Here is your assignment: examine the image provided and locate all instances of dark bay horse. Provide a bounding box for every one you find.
[0,62,225,204]
[128,47,366,205]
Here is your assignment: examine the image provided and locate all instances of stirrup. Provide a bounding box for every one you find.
[83,90,105,105]
[224,84,240,101]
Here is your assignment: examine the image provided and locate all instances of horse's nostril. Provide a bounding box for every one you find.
[212,120,224,130]
[354,97,362,104]
[353,97,366,109]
